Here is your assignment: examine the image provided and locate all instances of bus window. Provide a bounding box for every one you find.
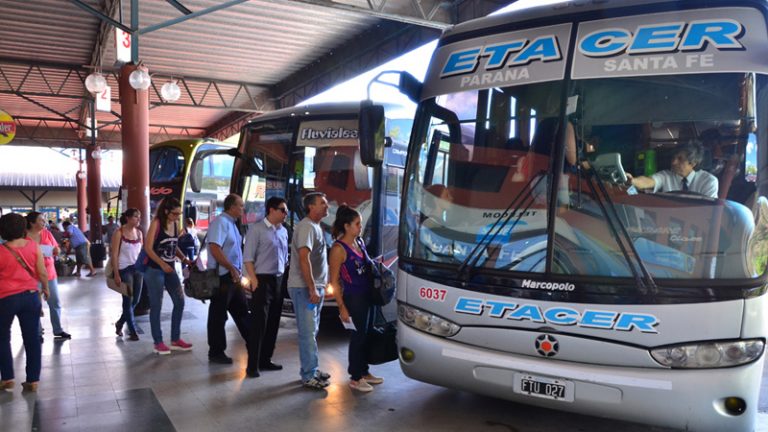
[149,147,186,214]
[240,123,292,224]
[184,150,234,230]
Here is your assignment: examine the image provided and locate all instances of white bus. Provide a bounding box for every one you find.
[359,1,768,430]
[231,102,409,311]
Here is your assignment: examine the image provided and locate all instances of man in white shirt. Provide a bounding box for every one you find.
[626,141,718,198]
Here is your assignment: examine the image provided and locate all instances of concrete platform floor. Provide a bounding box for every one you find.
[1,274,767,432]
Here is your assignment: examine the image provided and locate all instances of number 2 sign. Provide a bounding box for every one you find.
[95,86,111,113]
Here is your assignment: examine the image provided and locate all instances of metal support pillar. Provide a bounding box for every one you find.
[76,164,87,231]
[86,102,103,243]
[120,63,150,232]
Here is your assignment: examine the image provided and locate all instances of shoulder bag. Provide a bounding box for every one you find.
[365,306,398,365]
[183,234,220,301]
[357,238,396,306]
[105,232,131,297]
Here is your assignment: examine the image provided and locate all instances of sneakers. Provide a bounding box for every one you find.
[303,377,330,390]
[170,339,193,351]
[349,379,374,392]
[54,331,72,340]
[363,374,384,385]
[1,380,13,392]
[316,370,331,380]
[153,342,171,355]
[21,382,38,392]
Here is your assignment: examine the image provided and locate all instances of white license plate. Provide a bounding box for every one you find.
[513,373,575,402]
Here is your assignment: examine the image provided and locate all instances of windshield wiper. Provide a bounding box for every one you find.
[457,170,547,280]
[581,165,658,294]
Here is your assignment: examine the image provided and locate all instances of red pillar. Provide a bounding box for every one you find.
[76,165,87,231]
[119,64,150,232]
[86,145,103,242]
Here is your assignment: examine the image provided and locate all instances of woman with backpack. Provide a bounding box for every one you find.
[328,205,384,392]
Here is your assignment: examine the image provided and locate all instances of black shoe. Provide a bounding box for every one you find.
[245,368,260,378]
[128,333,139,341]
[115,322,124,337]
[259,361,283,371]
[208,353,233,364]
[54,332,72,340]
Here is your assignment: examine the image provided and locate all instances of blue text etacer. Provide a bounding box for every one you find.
[441,19,743,78]
[454,297,660,333]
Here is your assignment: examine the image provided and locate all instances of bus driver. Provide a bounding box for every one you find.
[625,141,718,198]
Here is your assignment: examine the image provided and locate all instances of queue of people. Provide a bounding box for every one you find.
[0,192,386,394]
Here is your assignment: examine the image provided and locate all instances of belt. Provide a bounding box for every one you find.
[257,273,282,278]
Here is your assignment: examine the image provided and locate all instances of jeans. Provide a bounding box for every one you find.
[246,274,283,372]
[117,266,144,335]
[0,291,42,382]
[343,292,372,380]
[288,286,324,382]
[207,275,251,357]
[42,278,63,334]
[144,267,185,344]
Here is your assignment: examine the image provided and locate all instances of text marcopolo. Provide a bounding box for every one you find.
[522,279,575,291]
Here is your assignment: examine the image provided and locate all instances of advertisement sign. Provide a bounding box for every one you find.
[0,110,16,145]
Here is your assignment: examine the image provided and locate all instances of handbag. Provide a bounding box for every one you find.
[357,238,396,306]
[105,259,132,297]
[183,234,219,301]
[365,307,398,365]
[133,249,150,273]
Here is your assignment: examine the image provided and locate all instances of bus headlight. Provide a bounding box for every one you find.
[398,304,460,337]
[650,339,764,368]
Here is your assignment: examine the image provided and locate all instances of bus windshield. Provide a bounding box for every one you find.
[402,73,767,281]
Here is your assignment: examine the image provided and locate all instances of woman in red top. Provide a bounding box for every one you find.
[0,213,49,393]
[26,211,71,340]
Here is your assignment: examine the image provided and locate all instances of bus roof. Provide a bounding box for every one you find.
[444,0,716,39]
[247,102,361,125]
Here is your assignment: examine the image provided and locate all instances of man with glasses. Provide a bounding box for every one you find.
[242,196,289,377]
[206,194,251,365]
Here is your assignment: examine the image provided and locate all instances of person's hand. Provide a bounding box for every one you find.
[161,262,174,273]
[339,305,351,323]
[114,274,122,286]
[309,287,321,304]
[41,287,50,301]
[229,267,241,283]
[624,173,634,186]
[248,277,259,291]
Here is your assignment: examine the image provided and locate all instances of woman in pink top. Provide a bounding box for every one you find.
[0,213,49,393]
[26,211,71,340]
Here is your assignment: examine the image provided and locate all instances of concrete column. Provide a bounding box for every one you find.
[119,63,150,232]
[76,166,87,231]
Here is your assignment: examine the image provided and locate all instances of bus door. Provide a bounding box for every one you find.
[237,121,293,228]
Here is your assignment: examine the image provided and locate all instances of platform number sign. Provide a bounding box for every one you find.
[115,28,132,63]
[0,110,16,145]
[96,86,111,113]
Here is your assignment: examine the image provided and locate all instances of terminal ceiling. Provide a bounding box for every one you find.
[0,0,510,150]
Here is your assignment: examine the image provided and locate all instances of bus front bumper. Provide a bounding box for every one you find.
[397,322,763,432]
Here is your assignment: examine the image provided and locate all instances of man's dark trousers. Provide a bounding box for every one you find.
[247,274,284,372]
[208,276,251,357]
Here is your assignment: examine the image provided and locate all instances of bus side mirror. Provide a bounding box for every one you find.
[359,101,385,167]
[399,72,422,103]
[190,160,203,193]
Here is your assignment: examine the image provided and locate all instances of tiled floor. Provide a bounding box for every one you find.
[1,273,765,431]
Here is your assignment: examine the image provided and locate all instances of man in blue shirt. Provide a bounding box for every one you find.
[206,194,250,365]
[62,221,95,277]
[243,196,289,377]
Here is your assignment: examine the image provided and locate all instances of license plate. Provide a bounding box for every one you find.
[513,373,574,402]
